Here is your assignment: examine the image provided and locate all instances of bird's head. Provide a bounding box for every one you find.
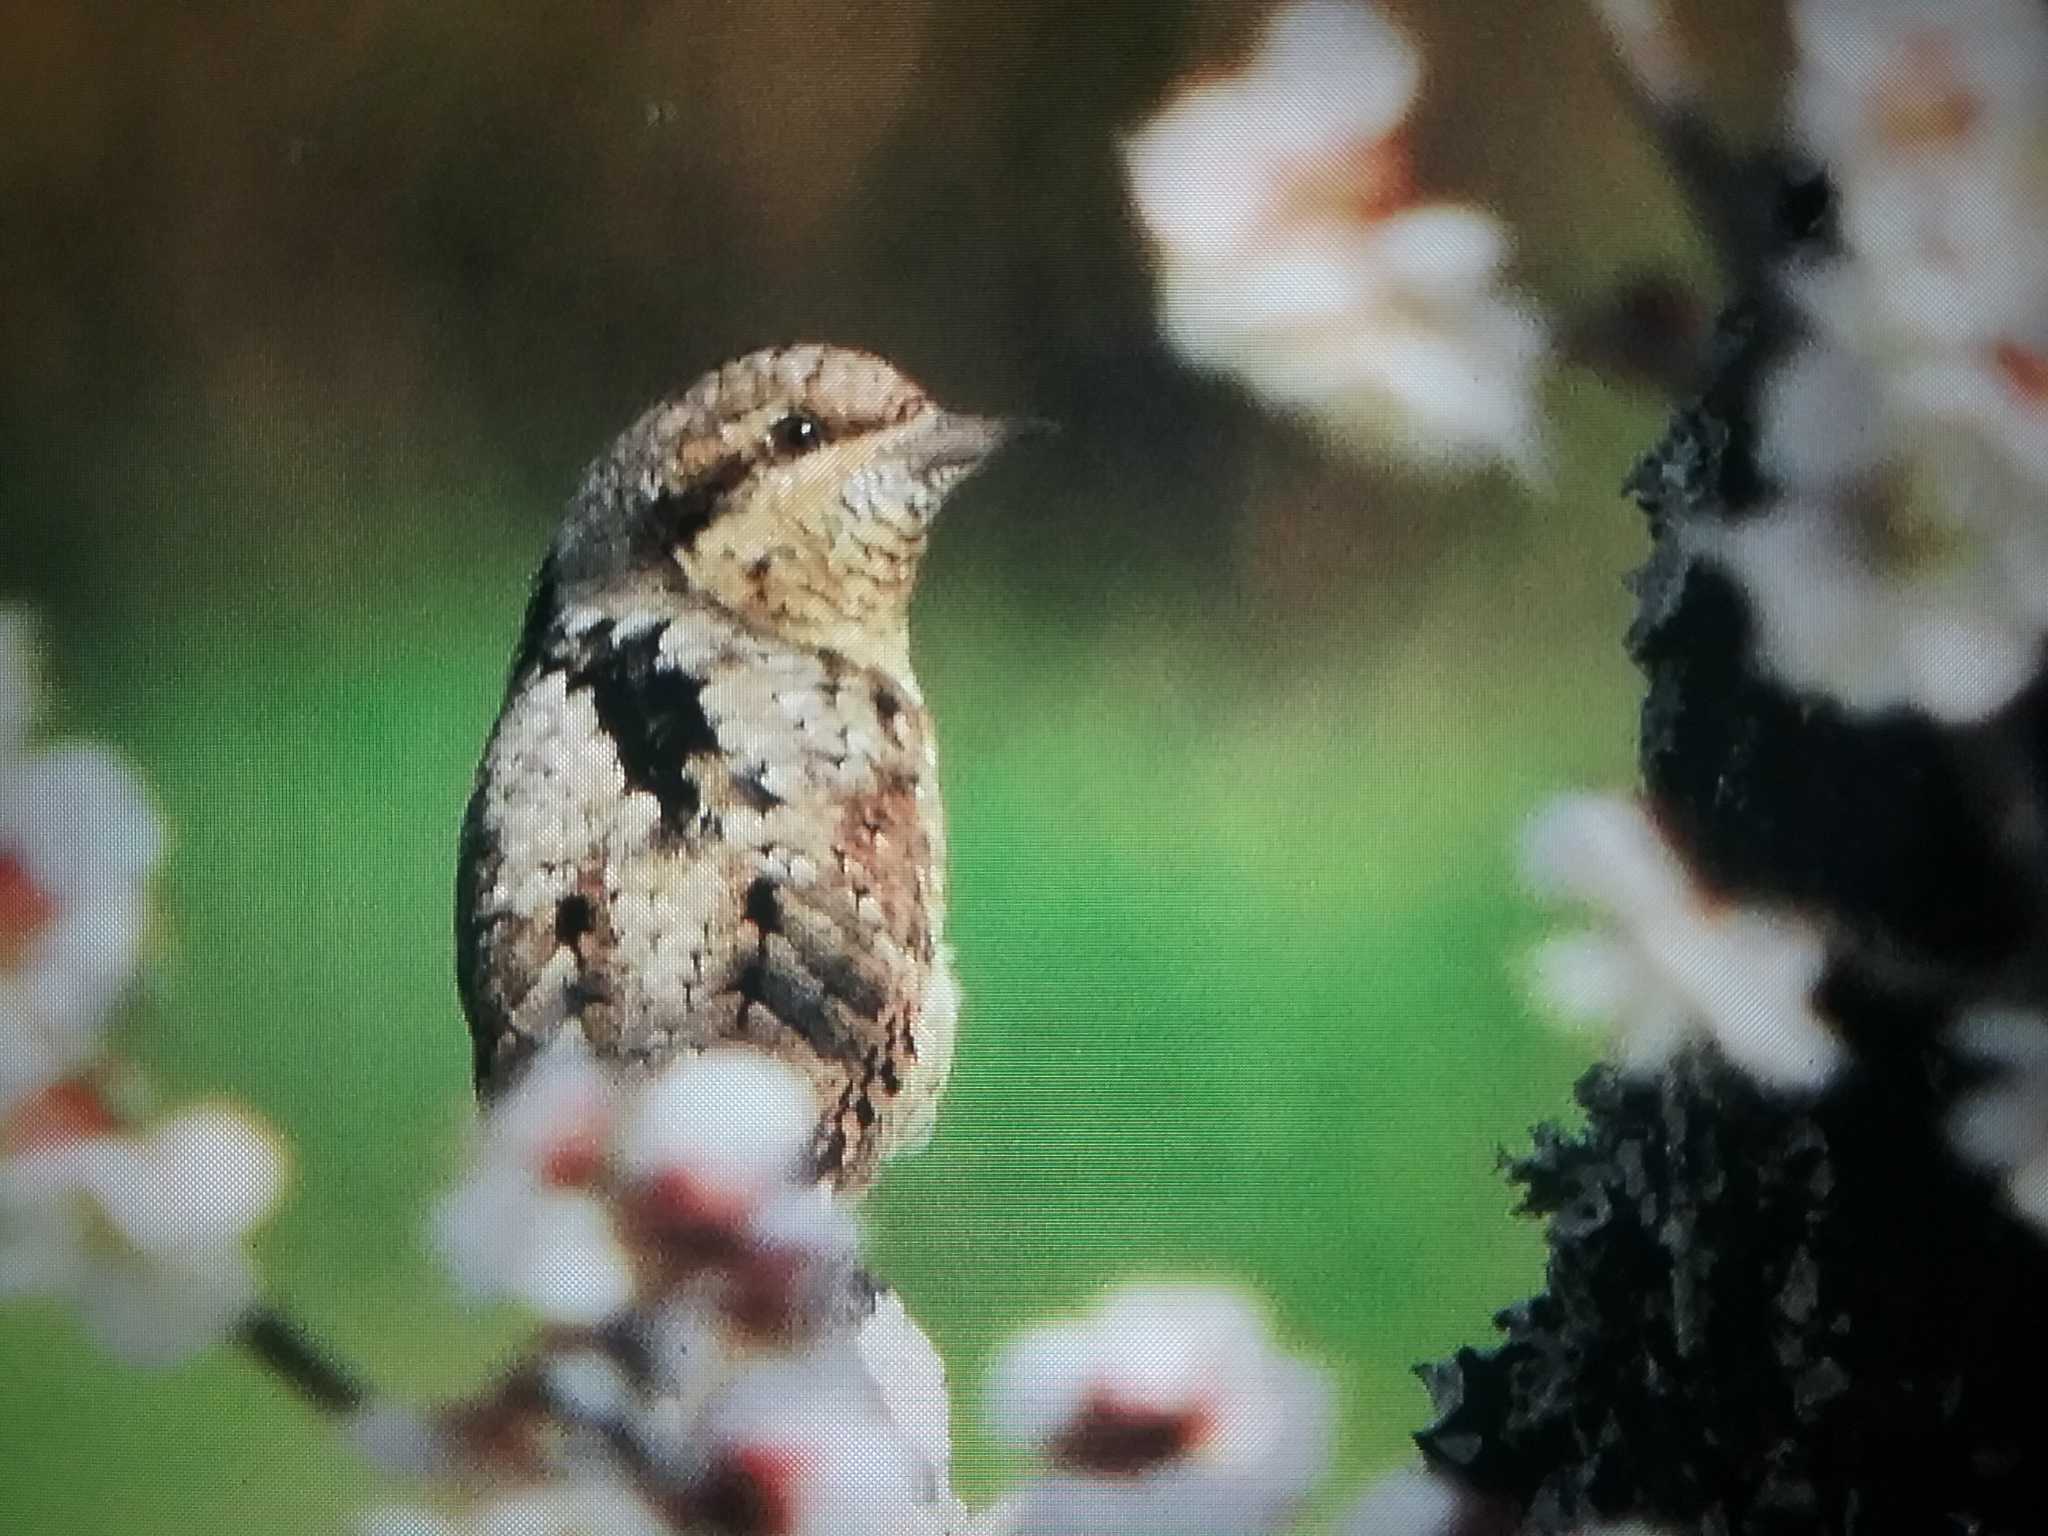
[553,344,1020,679]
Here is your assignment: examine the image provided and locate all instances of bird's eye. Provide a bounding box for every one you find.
[767,411,825,455]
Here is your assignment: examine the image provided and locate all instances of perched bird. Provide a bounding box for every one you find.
[457,344,1017,1189]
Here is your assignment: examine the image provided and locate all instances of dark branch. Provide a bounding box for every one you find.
[1590,0,1770,295]
[238,1307,369,1415]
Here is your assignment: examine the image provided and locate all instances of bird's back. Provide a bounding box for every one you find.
[456,579,955,1186]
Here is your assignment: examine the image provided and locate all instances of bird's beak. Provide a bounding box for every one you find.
[997,413,1061,443]
[912,409,1057,476]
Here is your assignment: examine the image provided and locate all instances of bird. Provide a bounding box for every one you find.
[456,343,1019,1190]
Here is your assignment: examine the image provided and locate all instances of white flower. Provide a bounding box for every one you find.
[618,1048,817,1200]
[1339,1465,1483,1536]
[1948,1010,2048,1232]
[1521,795,1846,1091]
[1710,337,2048,725]
[1794,0,2048,162]
[638,1300,743,1460]
[1704,492,2046,726]
[0,615,164,1115]
[0,1098,284,1366]
[436,1043,833,1330]
[1789,0,2048,351]
[0,746,162,1115]
[987,1283,1333,1536]
[358,1482,673,1536]
[1784,266,2048,513]
[855,1290,954,1499]
[1123,0,1421,261]
[1123,0,1547,476]
[0,608,36,755]
[614,1049,822,1298]
[1794,0,2048,173]
[636,1183,864,1361]
[725,1184,864,1341]
[671,1346,949,1536]
[1892,339,2048,500]
[433,1036,634,1325]
[1754,333,1891,495]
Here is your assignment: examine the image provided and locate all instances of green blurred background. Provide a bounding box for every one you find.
[1,0,1785,1529]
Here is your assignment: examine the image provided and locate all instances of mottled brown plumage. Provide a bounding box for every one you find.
[457,344,1014,1189]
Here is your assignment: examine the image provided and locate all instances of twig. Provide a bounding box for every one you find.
[238,1306,369,1415]
[241,1308,662,1494]
[1588,0,1761,291]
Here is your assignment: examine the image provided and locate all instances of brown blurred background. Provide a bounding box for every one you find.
[3,0,1785,614]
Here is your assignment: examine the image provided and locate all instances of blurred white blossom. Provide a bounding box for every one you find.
[437,1041,832,1335]
[1123,0,1548,476]
[855,1289,954,1498]
[617,1048,818,1240]
[0,1095,283,1365]
[1702,486,2048,726]
[1892,338,2048,501]
[1340,1465,1485,1535]
[1704,333,2048,724]
[667,1345,950,1536]
[1948,1010,2048,1233]
[633,1185,863,1366]
[390,1279,955,1534]
[623,1285,953,1519]
[359,1482,673,1536]
[1521,794,1846,1091]
[1124,0,1419,259]
[1790,0,2048,352]
[412,1041,915,1531]
[988,1283,1332,1536]
[730,1188,864,1341]
[433,1035,635,1325]
[1718,0,2048,726]
[0,744,162,1117]
[618,1052,845,1347]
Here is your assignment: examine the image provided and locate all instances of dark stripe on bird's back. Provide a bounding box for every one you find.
[568,622,720,836]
